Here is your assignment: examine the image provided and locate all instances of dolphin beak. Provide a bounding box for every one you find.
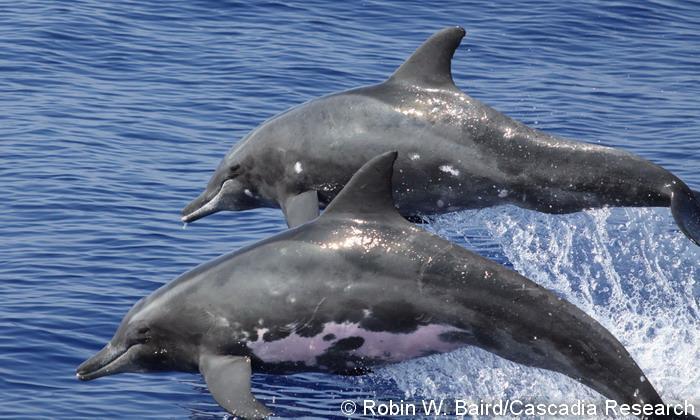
[181,189,218,223]
[76,343,134,381]
[181,178,243,223]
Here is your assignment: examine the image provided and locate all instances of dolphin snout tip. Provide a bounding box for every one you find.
[75,364,94,381]
[181,194,211,223]
[180,203,200,223]
[181,201,198,217]
[180,211,203,224]
[75,370,100,381]
[76,356,95,378]
[181,191,223,223]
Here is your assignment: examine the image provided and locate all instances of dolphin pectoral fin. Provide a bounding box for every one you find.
[199,354,271,419]
[282,190,320,228]
[671,187,700,246]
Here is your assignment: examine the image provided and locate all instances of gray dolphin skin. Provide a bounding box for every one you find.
[80,152,687,419]
[181,26,700,245]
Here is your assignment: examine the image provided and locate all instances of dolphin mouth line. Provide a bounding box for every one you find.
[76,344,139,381]
[181,183,227,223]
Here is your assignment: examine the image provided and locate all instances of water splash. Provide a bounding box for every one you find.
[376,206,699,408]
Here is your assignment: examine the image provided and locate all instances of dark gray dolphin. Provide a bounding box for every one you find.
[181,26,700,245]
[81,152,688,418]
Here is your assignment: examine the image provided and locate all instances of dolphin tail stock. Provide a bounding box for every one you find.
[670,184,700,246]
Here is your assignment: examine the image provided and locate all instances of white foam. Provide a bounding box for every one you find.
[374,206,699,411]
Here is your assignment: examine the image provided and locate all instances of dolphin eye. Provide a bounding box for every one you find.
[229,164,241,176]
[131,327,151,344]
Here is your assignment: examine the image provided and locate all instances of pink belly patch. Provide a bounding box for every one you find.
[246,322,467,367]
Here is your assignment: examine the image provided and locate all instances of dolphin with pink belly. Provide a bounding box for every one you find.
[80,153,689,418]
[182,26,700,245]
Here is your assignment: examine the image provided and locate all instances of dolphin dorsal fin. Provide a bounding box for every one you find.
[388,26,465,88]
[321,151,403,221]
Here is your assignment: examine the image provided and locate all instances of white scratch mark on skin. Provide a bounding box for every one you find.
[498,189,509,198]
[244,189,253,197]
[294,161,303,173]
[296,297,327,332]
[439,165,460,176]
[409,153,421,160]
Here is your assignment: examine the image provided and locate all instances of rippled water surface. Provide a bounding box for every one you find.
[1,1,699,418]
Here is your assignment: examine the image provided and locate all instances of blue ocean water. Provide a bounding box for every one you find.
[1,0,698,418]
